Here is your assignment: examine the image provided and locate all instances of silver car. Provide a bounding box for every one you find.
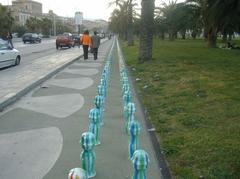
[0,38,21,68]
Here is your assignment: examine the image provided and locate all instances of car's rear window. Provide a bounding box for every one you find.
[0,40,9,50]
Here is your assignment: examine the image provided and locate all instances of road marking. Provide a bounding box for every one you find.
[63,68,99,76]
[45,78,94,90]
[70,63,102,68]
[0,127,63,179]
[17,94,84,118]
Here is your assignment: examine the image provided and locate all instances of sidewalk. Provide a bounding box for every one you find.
[87,39,163,178]
[0,38,163,179]
[0,39,108,111]
[44,38,163,178]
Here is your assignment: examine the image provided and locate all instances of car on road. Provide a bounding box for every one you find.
[22,33,41,43]
[56,33,75,49]
[0,38,21,68]
[72,34,82,46]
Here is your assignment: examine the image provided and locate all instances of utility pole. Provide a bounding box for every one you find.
[78,25,80,34]
[53,15,56,36]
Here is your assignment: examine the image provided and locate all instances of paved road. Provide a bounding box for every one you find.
[14,38,57,61]
[0,38,163,179]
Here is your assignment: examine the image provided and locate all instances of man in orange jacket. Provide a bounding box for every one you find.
[80,30,92,60]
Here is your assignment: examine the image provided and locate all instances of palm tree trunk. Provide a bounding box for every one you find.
[222,30,227,43]
[160,31,165,40]
[138,0,155,63]
[207,27,217,48]
[127,1,134,46]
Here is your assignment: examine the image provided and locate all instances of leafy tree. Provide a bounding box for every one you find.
[25,17,41,32]
[109,0,138,46]
[55,20,73,34]
[12,24,27,37]
[138,0,155,62]
[0,4,14,38]
[40,17,52,36]
[109,2,128,39]
[156,1,178,41]
[187,0,240,47]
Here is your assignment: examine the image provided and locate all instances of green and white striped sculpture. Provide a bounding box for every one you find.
[122,83,130,95]
[97,84,105,97]
[100,78,107,97]
[95,95,104,126]
[88,108,101,145]
[80,132,96,178]
[124,102,136,134]
[129,120,141,158]
[68,168,87,179]
[123,90,132,107]
[131,150,150,179]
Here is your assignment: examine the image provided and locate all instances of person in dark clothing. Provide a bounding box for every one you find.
[7,31,13,48]
[91,31,101,60]
[80,30,92,60]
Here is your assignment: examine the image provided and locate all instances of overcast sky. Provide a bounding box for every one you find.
[0,0,184,20]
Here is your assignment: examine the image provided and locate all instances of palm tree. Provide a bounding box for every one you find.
[109,2,128,39]
[109,0,137,46]
[0,4,14,38]
[187,0,240,47]
[138,0,155,63]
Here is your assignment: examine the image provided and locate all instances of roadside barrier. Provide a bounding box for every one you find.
[117,38,150,178]
[74,37,115,178]
[69,37,151,178]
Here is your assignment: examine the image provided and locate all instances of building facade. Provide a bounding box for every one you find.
[10,0,42,25]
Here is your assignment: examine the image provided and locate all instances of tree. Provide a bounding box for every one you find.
[55,20,73,34]
[40,18,52,36]
[109,2,128,39]
[12,24,27,37]
[25,17,41,32]
[212,0,240,42]
[0,4,14,38]
[109,0,137,46]
[187,0,240,47]
[138,0,155,62]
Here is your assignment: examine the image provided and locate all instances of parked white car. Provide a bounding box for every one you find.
[0,38,21,69]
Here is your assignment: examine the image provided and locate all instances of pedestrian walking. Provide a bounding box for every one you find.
[80,30,92,60]
[7,31,13,48]
[91,31,101,60]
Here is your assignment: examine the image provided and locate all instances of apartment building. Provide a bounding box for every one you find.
[10,0,42,25]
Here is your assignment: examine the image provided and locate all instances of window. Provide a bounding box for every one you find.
[0,40,9,50]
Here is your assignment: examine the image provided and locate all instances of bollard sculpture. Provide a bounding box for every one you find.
[88,108,101,145]
[122,76,129,86]
[80,132,96,178]
[124,102,136,134]
[100,78,107,97]
[68,168,87,179]
[95,95,104,126]
[123,90,132,107]
[128,120,141,159]
[97,84,105,98]
[131,149,150,179]
[122,83,130,95]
